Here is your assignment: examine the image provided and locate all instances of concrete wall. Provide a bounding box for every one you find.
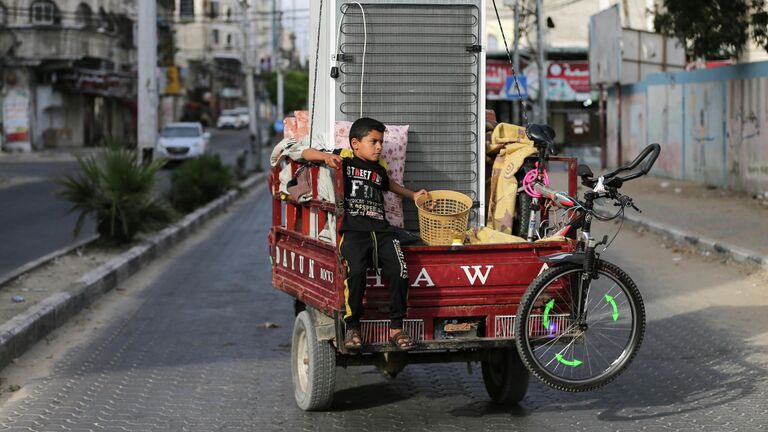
[608,62,768,196]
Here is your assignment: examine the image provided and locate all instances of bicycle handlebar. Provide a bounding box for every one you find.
[603,143,661,183]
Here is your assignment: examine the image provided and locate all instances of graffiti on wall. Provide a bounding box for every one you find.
[610,61,768,195]
[727,78,767,193]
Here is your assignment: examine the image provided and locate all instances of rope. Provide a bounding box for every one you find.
[308,0,323,150]
[491,0,529,127]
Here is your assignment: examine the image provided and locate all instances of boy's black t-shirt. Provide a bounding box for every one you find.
[331,148,392,233]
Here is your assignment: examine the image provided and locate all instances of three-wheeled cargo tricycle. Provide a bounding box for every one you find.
[267,0,655,411]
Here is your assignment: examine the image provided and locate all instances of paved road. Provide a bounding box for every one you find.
[0,162,91,276]
[0,130,253,277]
[0,182,766,431]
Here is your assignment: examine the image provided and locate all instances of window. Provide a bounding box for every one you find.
[97,8,113,32]
[31,0,59,25]
[208,1,219,19]
[212,29,219,45]
[226,33,232,47]
[0,3,6,26]
[75,3,93,28]
[180,0,194,19]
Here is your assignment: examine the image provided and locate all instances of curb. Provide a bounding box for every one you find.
[0,171,269,370]
[597,206,768,268]
[0,234,100,289]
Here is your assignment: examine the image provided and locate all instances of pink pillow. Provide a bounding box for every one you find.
[294,110,311,142]
[335,121,409,228]
[283,116,298,140]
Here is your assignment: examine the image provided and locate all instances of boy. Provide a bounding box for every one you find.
[301,117,428,351]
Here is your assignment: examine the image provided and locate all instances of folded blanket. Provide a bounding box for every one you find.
[271,134,336,204]
[466,227,527,245]
[486,142,537,234]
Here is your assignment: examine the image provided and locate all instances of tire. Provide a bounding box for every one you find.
[481,347,530,404]
[514,260,645,392]
[512,159,535,238]
[291,311,336,410]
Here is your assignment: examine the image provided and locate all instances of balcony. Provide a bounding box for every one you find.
[9,27,133,65]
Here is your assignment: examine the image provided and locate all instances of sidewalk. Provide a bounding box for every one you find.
[0,147,103,164]
[595,175,768,267]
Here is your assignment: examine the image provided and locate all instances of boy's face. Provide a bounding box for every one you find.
[351,130,384,163]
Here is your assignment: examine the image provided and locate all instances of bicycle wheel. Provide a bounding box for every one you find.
[514,260,645,392]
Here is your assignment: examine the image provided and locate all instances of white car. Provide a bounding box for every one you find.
[217,109,245,129]
[233,107,250,128]
[156,122,210,160]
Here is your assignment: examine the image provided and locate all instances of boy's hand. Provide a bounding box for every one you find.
[414,189,437,211]
[323,153,342,169]
[413,189,429,201]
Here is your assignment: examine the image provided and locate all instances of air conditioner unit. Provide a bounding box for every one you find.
[309,0,487,229]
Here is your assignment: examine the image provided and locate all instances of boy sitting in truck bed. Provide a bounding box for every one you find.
[301,117,429,351]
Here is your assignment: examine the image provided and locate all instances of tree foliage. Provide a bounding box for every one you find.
[264,69,309,113]
[57,145,174,244]
[654,0,768,59]
[168,154,235,213]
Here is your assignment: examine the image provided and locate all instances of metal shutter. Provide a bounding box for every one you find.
[335,2,482,230]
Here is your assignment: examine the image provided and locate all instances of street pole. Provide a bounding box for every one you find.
[512,0,521,125]
[273,0,284,121]
[535,0,547,124]
[240,0,262,171]
[138,0,158,161]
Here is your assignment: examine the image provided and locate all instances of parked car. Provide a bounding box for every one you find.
[155,122,210,160]
[233,107,250,128]
[217,109,245,129]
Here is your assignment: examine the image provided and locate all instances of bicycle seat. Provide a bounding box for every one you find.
[526,124,556,153]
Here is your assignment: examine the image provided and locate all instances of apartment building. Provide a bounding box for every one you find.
[174,0,279,122]
[0,0,175,151]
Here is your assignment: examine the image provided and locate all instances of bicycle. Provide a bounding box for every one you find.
[513,128,661,392]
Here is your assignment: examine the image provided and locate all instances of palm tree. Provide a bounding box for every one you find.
[57,145,174,244]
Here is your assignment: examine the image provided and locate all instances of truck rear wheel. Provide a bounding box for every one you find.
[481,347,529,404]
[291,311,336,411]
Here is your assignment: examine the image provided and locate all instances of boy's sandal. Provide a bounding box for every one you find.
[344,328,363,351]
[389,330,415,350]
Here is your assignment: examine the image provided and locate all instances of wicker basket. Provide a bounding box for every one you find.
[415,190,473,246]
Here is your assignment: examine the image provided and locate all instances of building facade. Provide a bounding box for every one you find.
[0,0,174,152]
[174,0,278,125]
[484,0,654,160]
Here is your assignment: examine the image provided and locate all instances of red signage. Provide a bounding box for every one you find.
[487,61,512,100]
[547,61,590,100]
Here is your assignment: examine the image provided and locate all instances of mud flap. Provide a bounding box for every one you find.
[539,252,585,266]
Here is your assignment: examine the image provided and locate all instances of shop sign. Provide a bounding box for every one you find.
[56,69,133,99]
[487,61,512,100]
[547,61,590,101]
[221,87,243,98]
[2,90,30,143]
[162,66,183,95]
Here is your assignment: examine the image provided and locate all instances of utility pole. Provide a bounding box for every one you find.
[240,0,262,171]
[273,0,284,121]
[512,0,521,125]
[138,0,158,161]
[535,0,547,124]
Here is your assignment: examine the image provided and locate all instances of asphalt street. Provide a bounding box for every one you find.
[0,130,254,277]
[0,162,90,276]
[0,179,766,431]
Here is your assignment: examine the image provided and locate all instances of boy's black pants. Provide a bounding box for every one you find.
[339,230,409,330]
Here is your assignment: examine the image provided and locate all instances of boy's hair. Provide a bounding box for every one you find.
[349,117,386,145]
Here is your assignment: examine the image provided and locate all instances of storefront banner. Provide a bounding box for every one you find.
[547,61,590,102]
[487,61,512,100]
[2,90,30,143]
